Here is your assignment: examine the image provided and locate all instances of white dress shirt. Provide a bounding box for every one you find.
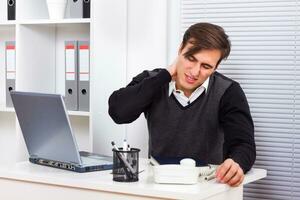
[168,77,210,107]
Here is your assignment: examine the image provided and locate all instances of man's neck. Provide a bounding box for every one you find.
[175,83,196,98]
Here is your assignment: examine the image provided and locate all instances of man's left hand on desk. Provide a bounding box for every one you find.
[215,158,244,187]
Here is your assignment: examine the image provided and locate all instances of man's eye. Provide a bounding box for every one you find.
[186,56,195,62]
[202,65,211,69]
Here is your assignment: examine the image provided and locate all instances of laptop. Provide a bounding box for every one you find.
[10,91,113,173]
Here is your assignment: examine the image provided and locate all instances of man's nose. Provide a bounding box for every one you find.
[190,64,200,77]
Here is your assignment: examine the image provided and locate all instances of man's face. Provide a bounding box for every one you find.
[175,43,221,97]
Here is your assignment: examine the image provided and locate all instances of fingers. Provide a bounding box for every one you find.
[216,159,244,187]
[216,159,234,182]
[167,57,179,80]
[228,167,244,187]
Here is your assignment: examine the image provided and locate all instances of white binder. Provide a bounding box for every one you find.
[78,41,90,111]
[5,41,16,107]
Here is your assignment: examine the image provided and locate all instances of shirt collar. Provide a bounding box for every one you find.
[168,77,210,96]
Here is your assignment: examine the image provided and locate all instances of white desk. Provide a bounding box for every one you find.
[0,159,266,200]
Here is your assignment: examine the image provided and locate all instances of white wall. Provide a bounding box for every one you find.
[91,0,127,156]
[126,0,168,157]
[167,0,181,64]
[92,0,170,158]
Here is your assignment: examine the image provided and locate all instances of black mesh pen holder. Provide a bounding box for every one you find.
[112,148,140,182]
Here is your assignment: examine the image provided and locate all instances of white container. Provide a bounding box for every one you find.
[46,0,67,19]
[153,165,200,184]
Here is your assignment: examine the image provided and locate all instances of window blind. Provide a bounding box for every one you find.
[180,0,300,199]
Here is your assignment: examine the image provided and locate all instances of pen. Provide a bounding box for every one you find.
[205,173,216,181]
[111,141,120,151]
[204,167,217,181]
[123,139,128,159]
[123,139,128,151]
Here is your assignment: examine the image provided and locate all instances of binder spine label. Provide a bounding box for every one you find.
[6,44,16,80]
[79,44,89,81]
[65,44,76,81]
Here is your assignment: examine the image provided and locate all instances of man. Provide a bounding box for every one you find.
[108,22,256,187]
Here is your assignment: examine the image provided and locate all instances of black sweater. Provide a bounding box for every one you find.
[109,69,256,173]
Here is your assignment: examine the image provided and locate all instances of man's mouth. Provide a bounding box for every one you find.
[185,74,198,84]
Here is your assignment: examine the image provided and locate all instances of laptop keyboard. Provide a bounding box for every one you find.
[81,156,112,165]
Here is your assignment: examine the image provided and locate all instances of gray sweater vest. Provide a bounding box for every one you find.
[145,71,232,164]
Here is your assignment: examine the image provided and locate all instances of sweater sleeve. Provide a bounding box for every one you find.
[108,68,171,124]
[219,81,256,173]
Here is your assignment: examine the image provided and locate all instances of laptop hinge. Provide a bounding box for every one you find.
[30,155,38,159]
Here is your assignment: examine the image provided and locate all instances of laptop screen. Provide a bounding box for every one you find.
[11,91,82,165]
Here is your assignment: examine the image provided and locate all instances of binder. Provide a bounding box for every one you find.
[66,0,83,18]
[5,41,16,107]
[65,41,78,110]
[7,0,16,20]
[78,41,90,111]
[83,0,90,18]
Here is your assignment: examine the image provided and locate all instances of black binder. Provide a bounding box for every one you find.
[7,0,16,20]
[83,0,90,18]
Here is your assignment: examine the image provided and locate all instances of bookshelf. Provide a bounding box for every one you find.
[0,0,170,166]
[0,0,92,164]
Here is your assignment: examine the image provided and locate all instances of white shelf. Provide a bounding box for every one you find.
[68,111,90,117]
[18,18,91,25]
[0,106,15,113]
[0,19,90,26]
[0,21,16,26]
[0,106,89,117]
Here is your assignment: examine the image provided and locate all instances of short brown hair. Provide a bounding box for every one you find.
[181,23,231,66]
